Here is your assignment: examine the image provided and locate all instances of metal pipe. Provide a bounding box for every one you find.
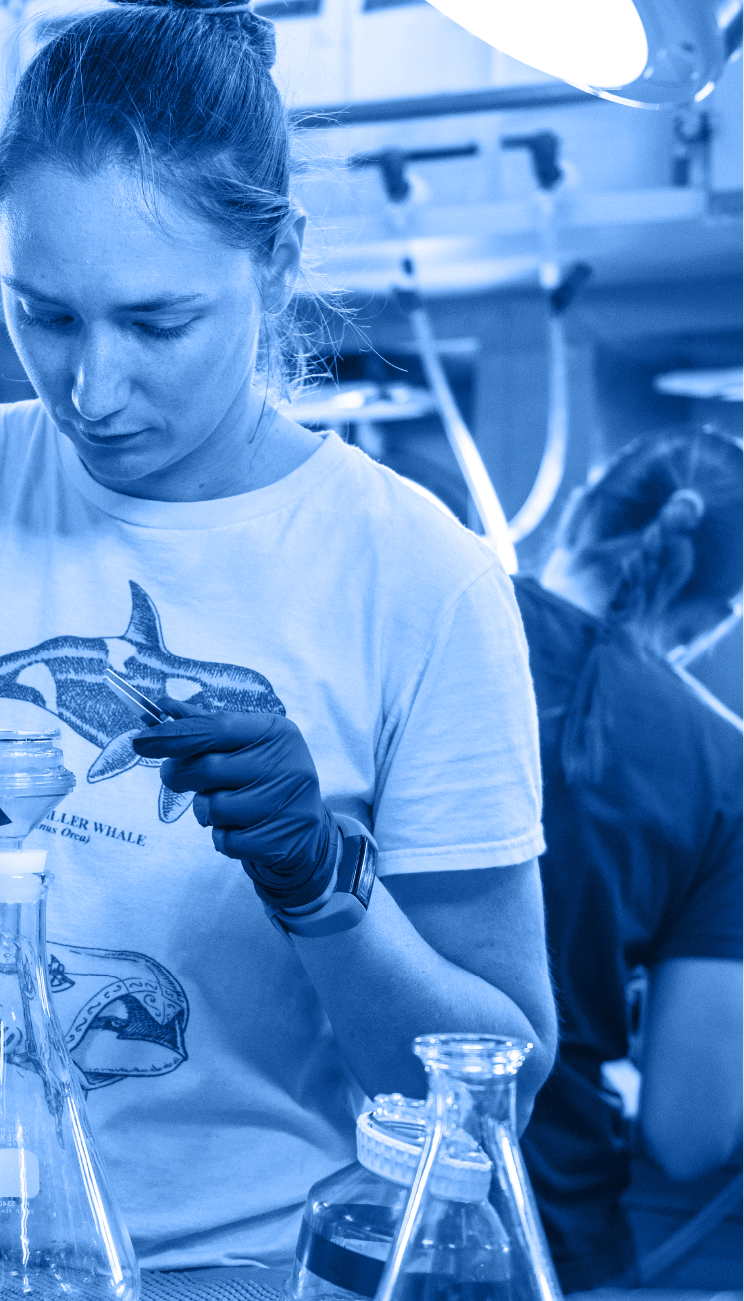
[293,83,590,129]
[667,604,743,669]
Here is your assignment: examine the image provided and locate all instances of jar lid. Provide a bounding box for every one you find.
[0,732,61,742]
[356,1110,492,1203]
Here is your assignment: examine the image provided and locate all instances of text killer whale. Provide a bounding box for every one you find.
[0,581,286,823]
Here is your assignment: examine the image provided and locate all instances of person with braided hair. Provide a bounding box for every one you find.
[512,429,743,1291]
[0,0,557,1277]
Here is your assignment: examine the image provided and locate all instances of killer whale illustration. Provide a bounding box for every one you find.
[0,581,285,822]
[47,942,189,1093]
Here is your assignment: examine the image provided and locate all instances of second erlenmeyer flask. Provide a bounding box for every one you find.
[0,730,140,1300]
[398,1035,563,1301]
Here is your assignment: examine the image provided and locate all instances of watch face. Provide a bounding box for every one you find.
[270,834,378,938]
[352,839,377,910]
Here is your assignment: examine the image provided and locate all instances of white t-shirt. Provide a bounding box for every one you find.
[0,399,544,1269]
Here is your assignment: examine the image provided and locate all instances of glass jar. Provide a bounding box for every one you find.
[288,1094,511,1301]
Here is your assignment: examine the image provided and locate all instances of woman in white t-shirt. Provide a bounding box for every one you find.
[0,0,556,1270]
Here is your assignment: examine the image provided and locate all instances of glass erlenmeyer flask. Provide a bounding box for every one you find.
[404,1036,562,1301]
[0,730,140,1300]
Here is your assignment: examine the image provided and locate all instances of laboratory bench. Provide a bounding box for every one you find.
[140,1269,742,1301]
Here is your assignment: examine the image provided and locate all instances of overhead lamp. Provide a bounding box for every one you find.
[654,367,744,400]
[425,0,743,107]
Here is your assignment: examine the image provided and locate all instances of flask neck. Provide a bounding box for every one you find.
[0,892,46,945]
[0,893,48,988]
[0,857,50,1015]
[414,1033,527,1136]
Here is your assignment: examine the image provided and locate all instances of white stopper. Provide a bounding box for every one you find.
[0,850,48,902]
[0,850,47,874]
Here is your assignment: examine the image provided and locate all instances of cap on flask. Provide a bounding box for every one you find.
[0,849,48,902]
[356,1109,492,1203]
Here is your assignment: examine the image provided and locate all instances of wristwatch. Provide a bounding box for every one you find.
[265,815,377,940]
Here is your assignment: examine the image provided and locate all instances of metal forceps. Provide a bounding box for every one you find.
[103,667,177,728]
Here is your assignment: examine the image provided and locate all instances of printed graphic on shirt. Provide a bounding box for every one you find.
[47,942,189,1092]
[0,581,286,823]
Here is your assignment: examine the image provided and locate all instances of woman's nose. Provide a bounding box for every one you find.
[70,328,131,422]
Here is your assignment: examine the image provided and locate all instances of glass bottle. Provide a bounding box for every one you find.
[288,1093,512,1301]
[0,730,140,1300]
[405,1036,563,1301]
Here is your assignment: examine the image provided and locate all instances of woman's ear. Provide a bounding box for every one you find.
[263,210,307,315]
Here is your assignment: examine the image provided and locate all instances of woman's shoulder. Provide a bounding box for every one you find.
[0,397,46,422]
[330,438,504,591]
[0,398,56,476]
[650,654,743,758]
[0,397,49,434]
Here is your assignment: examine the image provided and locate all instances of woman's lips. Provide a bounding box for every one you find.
[73,425,148,445]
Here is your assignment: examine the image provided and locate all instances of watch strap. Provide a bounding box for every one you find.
[266,817,377,939]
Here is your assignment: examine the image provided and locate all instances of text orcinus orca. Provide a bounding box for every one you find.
[0,581,285,822]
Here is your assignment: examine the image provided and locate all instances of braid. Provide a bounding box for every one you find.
[556,429,742,648]
[607,498,699,629]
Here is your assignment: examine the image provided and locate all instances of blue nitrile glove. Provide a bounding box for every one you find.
[132,698,340,909]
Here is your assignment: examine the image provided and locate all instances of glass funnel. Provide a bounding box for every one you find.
[0,732,75,852]
[0,731,140,1299]
[378,1036,562,1301]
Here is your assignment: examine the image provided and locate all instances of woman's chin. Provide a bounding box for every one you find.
[72,436,170,492]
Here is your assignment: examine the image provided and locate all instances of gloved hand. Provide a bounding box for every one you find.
[132,698,339,910]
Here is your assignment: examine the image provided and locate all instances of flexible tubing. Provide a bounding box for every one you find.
[409,306,518,574]
[668,605,742,669]
[507,312,568,544]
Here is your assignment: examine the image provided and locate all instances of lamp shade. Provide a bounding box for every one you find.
[426,0,743,107]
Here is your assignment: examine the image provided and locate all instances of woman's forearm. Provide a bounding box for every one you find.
[293,876,556,1132]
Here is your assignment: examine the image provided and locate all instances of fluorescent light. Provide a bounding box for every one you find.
[426,0,741,107]
[426,0,648,89]
[654,367,744,401]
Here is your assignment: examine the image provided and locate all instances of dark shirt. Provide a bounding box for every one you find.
[513,576,743,1291]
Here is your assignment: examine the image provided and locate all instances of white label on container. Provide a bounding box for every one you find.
[0,1149,40,1198]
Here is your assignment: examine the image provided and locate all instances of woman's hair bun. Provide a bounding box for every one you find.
[240,9,277,69]
[658,488,705,533]
[117,0,277,70]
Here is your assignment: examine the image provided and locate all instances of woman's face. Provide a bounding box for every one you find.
[0,163,302,495]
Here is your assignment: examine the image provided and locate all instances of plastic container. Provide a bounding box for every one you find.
[288,1094,512,1301]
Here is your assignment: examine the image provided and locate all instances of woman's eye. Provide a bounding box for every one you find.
[17,302,193,342]
[135,321,194,341]
[20,309,71,331]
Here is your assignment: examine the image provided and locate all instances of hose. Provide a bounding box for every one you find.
[507,313,568,544]
[353,141,590,569]
[402,292,518,574]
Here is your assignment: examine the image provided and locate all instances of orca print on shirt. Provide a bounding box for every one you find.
[48,943,189,1093]
[0,581,286,823]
